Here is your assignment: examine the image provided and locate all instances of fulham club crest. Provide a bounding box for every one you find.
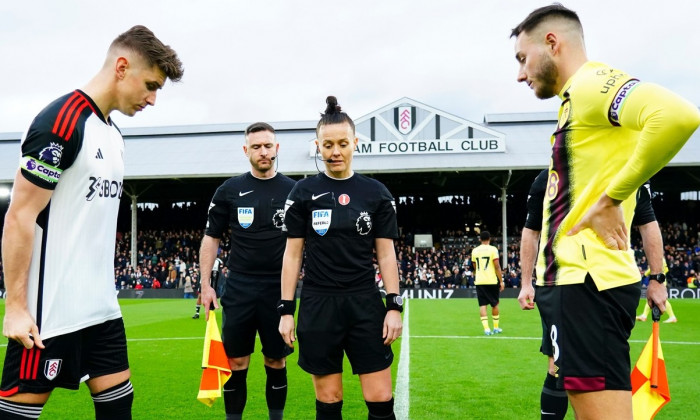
[44,359,62,381]
[394,106,416,135]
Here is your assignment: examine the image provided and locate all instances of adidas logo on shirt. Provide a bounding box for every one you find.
[95,148,104,159]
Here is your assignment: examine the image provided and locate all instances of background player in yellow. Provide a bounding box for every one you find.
[471,231,504,335]
[512,4,700,419]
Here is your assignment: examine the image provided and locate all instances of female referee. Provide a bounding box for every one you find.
[278,96,403,420]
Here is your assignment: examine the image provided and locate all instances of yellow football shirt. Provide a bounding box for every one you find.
[472,244,500,285]
[536,61,700,291]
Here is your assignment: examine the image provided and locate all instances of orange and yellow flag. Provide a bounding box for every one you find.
[197,313,231,407]
[631,323,670,420]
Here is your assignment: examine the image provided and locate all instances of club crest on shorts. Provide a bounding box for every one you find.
[272,209,285,229]
[237,207,254,228]
[356,211,372,235]
[312,209,332,236]
[44,359,62,381]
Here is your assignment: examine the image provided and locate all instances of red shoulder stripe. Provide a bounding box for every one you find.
[52,91,81,136]
[57,97,87,139]
[64,101,92,140]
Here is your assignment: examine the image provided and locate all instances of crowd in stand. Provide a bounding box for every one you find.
[112,229,229,295]
[104,221,700,294]
[0,201,698,292]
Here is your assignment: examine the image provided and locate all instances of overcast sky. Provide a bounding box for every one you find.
[1,0,698,133]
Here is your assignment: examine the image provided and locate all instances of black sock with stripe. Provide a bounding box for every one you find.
[91,379,134,420]
[0,399,44,419]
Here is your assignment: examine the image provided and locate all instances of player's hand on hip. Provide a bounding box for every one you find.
[3,308,44,349]
[383,310,403,345]
[200,285,218,320]
[517,283,535,310]
[279,315,296,349]
[567,193,628,250]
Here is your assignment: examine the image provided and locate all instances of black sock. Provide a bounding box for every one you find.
[224,369,248,416]
[91,379,134,420]
[265,365,287,420]
[366,398,395,419]
[316,399,343,420]
[195,304,201,313]
[541,373,568,420]
[0,399,43,419]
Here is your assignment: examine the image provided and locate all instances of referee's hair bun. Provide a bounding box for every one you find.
[324,96,342,115]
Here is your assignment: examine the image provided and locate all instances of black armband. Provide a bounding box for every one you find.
[385,293,404,313]
[277,299,296,316]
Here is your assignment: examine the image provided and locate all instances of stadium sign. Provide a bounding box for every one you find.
[668,287,700,299]
[309,97,506,157]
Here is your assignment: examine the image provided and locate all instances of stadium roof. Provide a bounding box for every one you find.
[1,98,699,203]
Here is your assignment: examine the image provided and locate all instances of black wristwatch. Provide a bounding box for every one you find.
[386,293,404,313]
[649,273,666,284]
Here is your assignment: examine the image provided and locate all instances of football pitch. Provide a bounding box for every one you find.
[1,297,698,419]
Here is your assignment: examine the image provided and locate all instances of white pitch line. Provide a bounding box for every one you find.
[410,335,700,346]
[395,298,410,420]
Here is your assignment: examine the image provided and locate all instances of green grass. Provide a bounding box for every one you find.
[0,297,698,419]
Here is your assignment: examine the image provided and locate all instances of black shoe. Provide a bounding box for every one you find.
[192,313,200,319]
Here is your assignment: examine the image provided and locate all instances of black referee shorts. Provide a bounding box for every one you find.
[536,275,640,391]
[220,276,291,360]
[297,290,393,375]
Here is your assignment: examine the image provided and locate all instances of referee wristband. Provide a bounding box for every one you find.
[385,293,404,313]
[277,299,296,316]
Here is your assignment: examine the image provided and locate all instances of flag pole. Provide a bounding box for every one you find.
[650,305,661,389]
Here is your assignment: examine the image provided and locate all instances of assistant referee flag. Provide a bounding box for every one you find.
[631,308,670,420]
[197,312,231,406]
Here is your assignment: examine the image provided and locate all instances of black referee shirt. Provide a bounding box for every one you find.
[284,172,398,293]
[205,172,296,280]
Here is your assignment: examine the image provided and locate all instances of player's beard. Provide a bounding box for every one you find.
[533,52,559,99]
[251,157,273,175]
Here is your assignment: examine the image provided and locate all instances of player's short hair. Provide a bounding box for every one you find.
[480,230,491,241]
[316,96,355,137]
[245,122,276,137]
[111,25,184,82]
[510,3,582,38]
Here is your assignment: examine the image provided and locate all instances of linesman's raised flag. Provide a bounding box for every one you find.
[197,312,231,406]
[631,306,670,420]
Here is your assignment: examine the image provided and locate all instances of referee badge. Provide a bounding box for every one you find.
[312,209,332,236]
[44,359,62,381]
[238,207,254,229]
[272,209,285,229]
[356,211,372,235]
